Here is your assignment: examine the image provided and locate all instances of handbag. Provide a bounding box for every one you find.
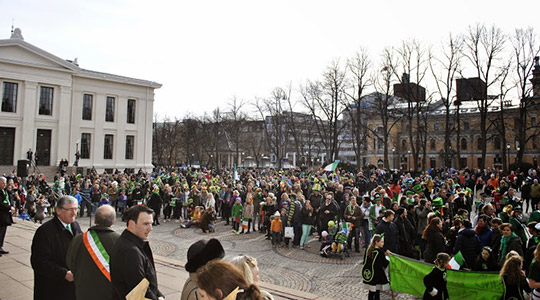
[284,226,294,238]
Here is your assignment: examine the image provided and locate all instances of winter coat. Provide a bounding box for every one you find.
[243,203,254,219]
[66,226,121,300]
[30,217,83,300]
[375,219,399,253]
[423,230,446,264]
[301,206,314,226]
[110,229,163,300]
[454,228,481,269]
[0,188,13,226]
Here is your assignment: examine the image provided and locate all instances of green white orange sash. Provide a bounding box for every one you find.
[82,230,111,281]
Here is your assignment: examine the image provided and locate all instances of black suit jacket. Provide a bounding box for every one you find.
[30,216,82,300]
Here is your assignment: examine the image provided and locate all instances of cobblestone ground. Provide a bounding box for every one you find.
[93,217,417,300]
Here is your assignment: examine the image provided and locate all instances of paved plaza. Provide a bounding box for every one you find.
[0,215,418,300]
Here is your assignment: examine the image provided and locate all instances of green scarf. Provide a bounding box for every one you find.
[500,232,518,259]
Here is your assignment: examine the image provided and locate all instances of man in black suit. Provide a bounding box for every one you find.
[31,195,82,300]
[0,176,15,256]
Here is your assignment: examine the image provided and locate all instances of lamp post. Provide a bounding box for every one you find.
[392,147,396,170]
[407,150,411,171]
[506,143,511,173]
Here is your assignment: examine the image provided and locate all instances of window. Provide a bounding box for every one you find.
[125,135,134,159]
[477,137,483,150]
[464,122,470,131]
[430,157,436,168]
[127,99,136,124]
[494,137,501,150]
[534,136,538,150]
[81,133,91,159]
[104,134,114,159]
[430,139,436,151]
[1,82,17,112]
[532,117,537,127]
[82,94,93,120]
[106,96,115,122]
[433,123,439,131]
[461,138,467,150]
[39,86,53,115]
[401,139,407,151]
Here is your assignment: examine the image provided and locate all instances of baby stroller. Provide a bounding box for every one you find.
[327,222,352,260]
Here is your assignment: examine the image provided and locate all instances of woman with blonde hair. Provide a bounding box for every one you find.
[197,260,262,300]
[230,255,274,300]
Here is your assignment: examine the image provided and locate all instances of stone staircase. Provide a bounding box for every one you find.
[0,165,87,182]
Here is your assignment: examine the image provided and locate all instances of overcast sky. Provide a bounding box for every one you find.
[1,0,537,119]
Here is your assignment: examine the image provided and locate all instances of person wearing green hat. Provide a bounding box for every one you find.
[369,196,385,232]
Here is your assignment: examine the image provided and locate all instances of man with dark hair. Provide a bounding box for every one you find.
[375,210,399,253]
[67,205,120,300]
[31,195,82,300]
[110,205,164,300]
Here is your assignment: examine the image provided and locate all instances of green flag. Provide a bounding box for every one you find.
[389,254,503,300]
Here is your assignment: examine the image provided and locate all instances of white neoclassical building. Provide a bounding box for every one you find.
[0,29,161,172]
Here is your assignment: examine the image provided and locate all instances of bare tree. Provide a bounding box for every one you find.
[226,96,247,166]
[462,24,507,170]
[512,27,540,164]
[344,48,372,167]
[430,34,463,168]
[392,40,430,172]
[300,60,348,164]
[253,88,290,168]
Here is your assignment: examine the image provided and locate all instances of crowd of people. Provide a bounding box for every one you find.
[3,164,540,299]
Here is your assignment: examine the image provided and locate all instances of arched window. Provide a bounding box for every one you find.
[477,137,482,150]
[430,139,436,150]
[461,138,467,150]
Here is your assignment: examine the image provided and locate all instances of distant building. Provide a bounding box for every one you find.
[0,29,161,172]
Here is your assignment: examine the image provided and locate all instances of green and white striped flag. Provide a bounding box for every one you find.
[449,251,465,270]
[323,160,340,172]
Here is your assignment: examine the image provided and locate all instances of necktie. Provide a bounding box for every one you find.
[66,224,72,235]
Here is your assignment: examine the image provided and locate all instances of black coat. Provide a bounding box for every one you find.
[0,188,13,226]
[362,248,389,285]
[454,228,481,269]
[30,216,82,300]
[423,267,449,300]
[110,229,163,300]
[424,230,446,264]
[375,219,399,253]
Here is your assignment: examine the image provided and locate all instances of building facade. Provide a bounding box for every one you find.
[0,29,161,172]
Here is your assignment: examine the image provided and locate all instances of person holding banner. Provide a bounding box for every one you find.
[66,205,120,300]
[422,252,450,300]
[361,234,390,300]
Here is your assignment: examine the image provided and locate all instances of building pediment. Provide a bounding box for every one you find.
[0,39,79,73]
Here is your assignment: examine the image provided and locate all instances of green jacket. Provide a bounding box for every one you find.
[369,204,386,231]
[232,203,244,218]
[66,225,120,300]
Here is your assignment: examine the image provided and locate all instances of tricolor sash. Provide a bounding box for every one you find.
[82,230,111,281]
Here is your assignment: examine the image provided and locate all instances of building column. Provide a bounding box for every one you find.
[20,81,37,159]
[56,85,72,165]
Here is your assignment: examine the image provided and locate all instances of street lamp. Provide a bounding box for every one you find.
[392,147,396,170]
[506,143,511,172]
[407,150,411,171]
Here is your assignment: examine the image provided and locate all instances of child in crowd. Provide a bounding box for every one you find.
[332,228,348,254]
[231,198,244,234]
[241,199,254,234]
[271,211,282,247]
[423,252,450,300]
[200,207,216,234]
[473,246,499,272]
[18,208,30,221]
[181,206,203,228]
[98,193,110,207]
[280,207,290,247]
[117,189,127,214]
[362,234,390,300]
[320,231,332,257]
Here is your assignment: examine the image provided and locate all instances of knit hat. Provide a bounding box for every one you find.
[185,239,225,273]
[274,211,280,217]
